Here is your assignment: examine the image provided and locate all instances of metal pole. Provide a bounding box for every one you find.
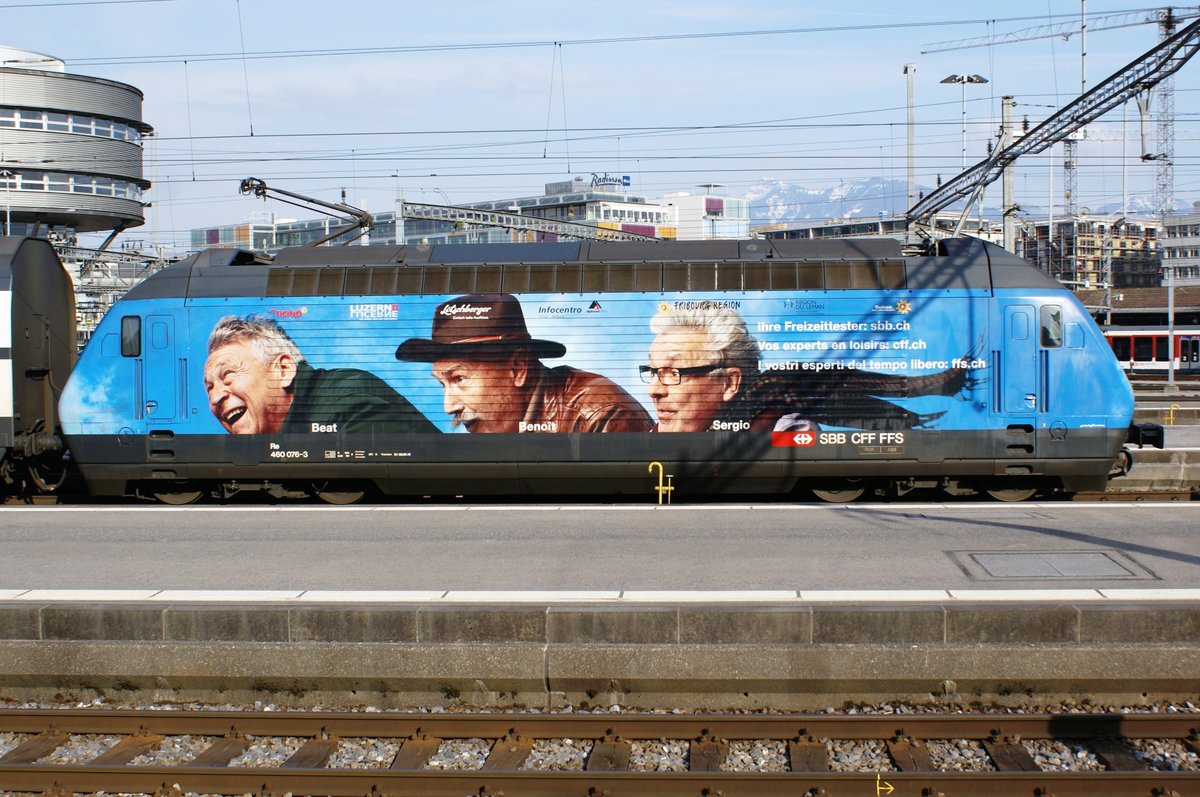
[904,63,915,210]
[1,170,11,235]
[1167,261,1176,391]
[1001,97,1015,252]
[959,79,967,170]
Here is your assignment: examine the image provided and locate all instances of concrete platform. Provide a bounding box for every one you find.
[1,599,1197,710]
[1113,445,1200,492]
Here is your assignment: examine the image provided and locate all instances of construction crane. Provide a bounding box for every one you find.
[907,15,1200,238]
[920,7,1199,224]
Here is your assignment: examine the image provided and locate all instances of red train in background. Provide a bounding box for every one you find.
[1102,326,1200,374]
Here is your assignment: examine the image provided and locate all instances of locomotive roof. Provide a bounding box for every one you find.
[121,236,1061,300]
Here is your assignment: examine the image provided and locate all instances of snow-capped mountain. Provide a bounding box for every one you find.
[743,177,915,225]
[741,177,1185,225]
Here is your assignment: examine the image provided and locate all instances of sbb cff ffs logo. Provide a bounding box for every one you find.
[772,431,905,448]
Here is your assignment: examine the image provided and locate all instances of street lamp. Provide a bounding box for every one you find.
[941,73,988,170]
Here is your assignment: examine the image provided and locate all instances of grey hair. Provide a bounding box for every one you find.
[650,303,759,388]
[207,314,305,364]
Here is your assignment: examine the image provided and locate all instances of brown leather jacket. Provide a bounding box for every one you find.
[520,365,652,433]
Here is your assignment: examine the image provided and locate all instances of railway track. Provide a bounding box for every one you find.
[1,708,1198,795]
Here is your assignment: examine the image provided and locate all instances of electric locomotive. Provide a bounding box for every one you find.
[0,237,76,497]
[54,235,1149,503]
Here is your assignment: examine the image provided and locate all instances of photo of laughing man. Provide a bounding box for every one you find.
[204,314,436,435]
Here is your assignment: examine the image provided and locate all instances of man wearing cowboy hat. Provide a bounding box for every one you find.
[397,293,651,434]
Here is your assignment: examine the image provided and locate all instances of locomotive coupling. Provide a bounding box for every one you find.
[15,432,64,457]
[1126,422,1166,449]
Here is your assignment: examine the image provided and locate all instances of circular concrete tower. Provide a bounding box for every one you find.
[1,47,152,236]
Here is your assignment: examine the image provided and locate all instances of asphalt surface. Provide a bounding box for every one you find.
[1,502,1196,593]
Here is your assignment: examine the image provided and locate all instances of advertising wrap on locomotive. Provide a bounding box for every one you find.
[41,235,1147,503]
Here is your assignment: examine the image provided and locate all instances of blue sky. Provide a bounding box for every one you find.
[3,0,1196,250]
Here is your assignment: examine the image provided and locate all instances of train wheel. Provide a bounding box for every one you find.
[985,487,1038,502]
[811,482,867,503]
[151,483,204,505]
[313,483,367,505]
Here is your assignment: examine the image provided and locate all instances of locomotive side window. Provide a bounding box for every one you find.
[477,265,503,293]
[120,316,141,357]
[1039,305,1062,347]
[293,258,905,297]
[423,267,451,295]
[609,264,636,292]
[850,261,879,289]
[879,260,907,289]
[635,263,662,292]
[797,263,823,290]
[317,268,344,295]
[528,264,555,292]
[716,264,742,291]
[744,262,770,290]
[771,262,799,290]
[344,268,370,295]
[502,264,529,293]
[449,266,475,294]
[369,267,398,295]
[663,263,689,291]
[554,263,580,293]
[690,263,717,291]
[266,269,292,296]
[582,264,606,293]
[396,267,422,294]
[825,263,852,290]
[291,268,319,295]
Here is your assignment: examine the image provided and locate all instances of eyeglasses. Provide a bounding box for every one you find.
[639,363,725,385]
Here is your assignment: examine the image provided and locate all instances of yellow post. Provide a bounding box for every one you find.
[1165,403,1181,425]
[648,461,674,505]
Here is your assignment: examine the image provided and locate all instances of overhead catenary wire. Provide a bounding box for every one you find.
[13,4,1184,251]
[59,10,1152,67]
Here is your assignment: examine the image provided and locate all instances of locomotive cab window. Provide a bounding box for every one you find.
[1040,305,1063,348]
[120,316,141,357]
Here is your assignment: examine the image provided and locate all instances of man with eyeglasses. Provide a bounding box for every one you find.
[642,303,761,432]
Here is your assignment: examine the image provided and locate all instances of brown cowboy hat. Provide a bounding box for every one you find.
[396,293,567,362]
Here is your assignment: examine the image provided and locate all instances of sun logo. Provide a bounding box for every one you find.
[895,300,911,314]
[658,302,670,313]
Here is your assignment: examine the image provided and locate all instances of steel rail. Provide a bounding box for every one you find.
[0,764,1197,797]
[2,708,1200,739]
